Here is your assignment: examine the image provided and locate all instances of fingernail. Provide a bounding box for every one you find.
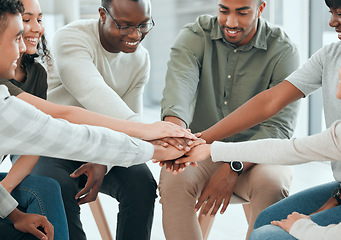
[185,146,190,151]
[188,140,193,145]
[179,145,183,149]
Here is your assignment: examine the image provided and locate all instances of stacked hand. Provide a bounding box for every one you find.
[152,138,208,174]
[153,143,211,174]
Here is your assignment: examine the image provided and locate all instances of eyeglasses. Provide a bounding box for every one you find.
[102,7,155,35]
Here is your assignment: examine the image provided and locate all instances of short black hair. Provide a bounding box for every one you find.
[325,0,341,9]
[0,0,24,36]
[102,0,139,9]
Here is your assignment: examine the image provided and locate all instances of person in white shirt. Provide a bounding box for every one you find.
[38,0,167,239]
[0,1,193,239]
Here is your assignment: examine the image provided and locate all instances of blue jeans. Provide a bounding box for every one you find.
[0,173,69,240]
[249,181,341,240]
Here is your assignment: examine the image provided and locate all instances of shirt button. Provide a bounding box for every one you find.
[224,101,228,105]
[227,75,231,79]
[234,49,237,53]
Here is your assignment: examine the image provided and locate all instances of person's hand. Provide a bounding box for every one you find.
[70,163,107,205]
[174,144,211,165]
[7,209,54,240]
[196,163,238,216]
[153,139,206,174]
[156,137,194,151]
[140,121,197,141]
[310,196,339,215]
[271,212,310,233]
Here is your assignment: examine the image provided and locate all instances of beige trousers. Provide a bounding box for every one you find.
[158,158,292,240]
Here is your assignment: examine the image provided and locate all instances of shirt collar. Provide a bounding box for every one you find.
[210,17,268,51]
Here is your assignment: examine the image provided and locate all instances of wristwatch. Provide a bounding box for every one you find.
[332,187,341,205]
[229,161,243,176]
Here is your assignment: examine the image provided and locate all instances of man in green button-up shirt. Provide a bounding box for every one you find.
[159,0,300,239]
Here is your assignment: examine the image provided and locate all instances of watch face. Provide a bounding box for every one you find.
[231,161,243,172]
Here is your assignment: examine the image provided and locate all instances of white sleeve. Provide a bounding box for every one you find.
[0,183,18,219]
[211,121,341,165]
[0,85,154,167]
[289,219,341,240]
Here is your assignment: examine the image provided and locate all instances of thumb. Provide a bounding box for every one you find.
[29,226,48,240]
[70,165,86,178]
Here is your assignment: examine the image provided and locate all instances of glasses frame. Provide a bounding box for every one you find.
[102,7,155,35]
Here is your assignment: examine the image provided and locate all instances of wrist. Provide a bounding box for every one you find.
[1,180,14,193]
[222,163,238,177]
[7,208,23,222]
[164,116,186,128]
[152,145,162,160]
[200,130,214,144]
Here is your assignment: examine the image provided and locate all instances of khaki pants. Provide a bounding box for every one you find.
[158,158,292,240]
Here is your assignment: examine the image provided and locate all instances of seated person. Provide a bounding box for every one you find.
[0,1,193,239]
[156,0,341,238]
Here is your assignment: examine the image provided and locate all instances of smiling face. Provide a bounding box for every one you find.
[98,0,151,53]
[20,0,44,55]
[0,13,26,79]
[217,0,265,46]
[329,6,341,40]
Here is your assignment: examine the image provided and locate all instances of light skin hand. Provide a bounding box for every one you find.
[7,208,54,240]
[153,138,206,174]
[195,163,238,216]
[141,121,197,141]
[70,163,107,205]
[174,144,211,165]
[271,212,310,233]
[152,143,186,162]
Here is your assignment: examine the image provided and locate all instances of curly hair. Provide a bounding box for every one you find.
[0,0,24,36]
[325,0,341,9]
[19,0,51,68]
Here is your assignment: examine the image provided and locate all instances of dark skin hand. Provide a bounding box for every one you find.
[161,116,202,173]
[70,163,107,205]
[7,208,54,240]
[163,116,255,213]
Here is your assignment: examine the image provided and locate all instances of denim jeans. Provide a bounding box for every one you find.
[0,173,69,240]
[249,181,341,240]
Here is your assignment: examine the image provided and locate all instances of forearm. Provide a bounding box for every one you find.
[1,155,39,193]
[17,92,146,139]
[201,81,303,144]
[210,122,341,165]
[164,116,187,128]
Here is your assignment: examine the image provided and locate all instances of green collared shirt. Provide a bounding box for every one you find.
[161,15,300,142]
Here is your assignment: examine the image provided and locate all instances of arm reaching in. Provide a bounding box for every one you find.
[17,92,197,142]
[1,155,39,193]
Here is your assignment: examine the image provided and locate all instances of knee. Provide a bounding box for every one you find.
[254,209,270,229]
[120,174,157,204]
[249,225,282,240]
[250,165,292,200]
